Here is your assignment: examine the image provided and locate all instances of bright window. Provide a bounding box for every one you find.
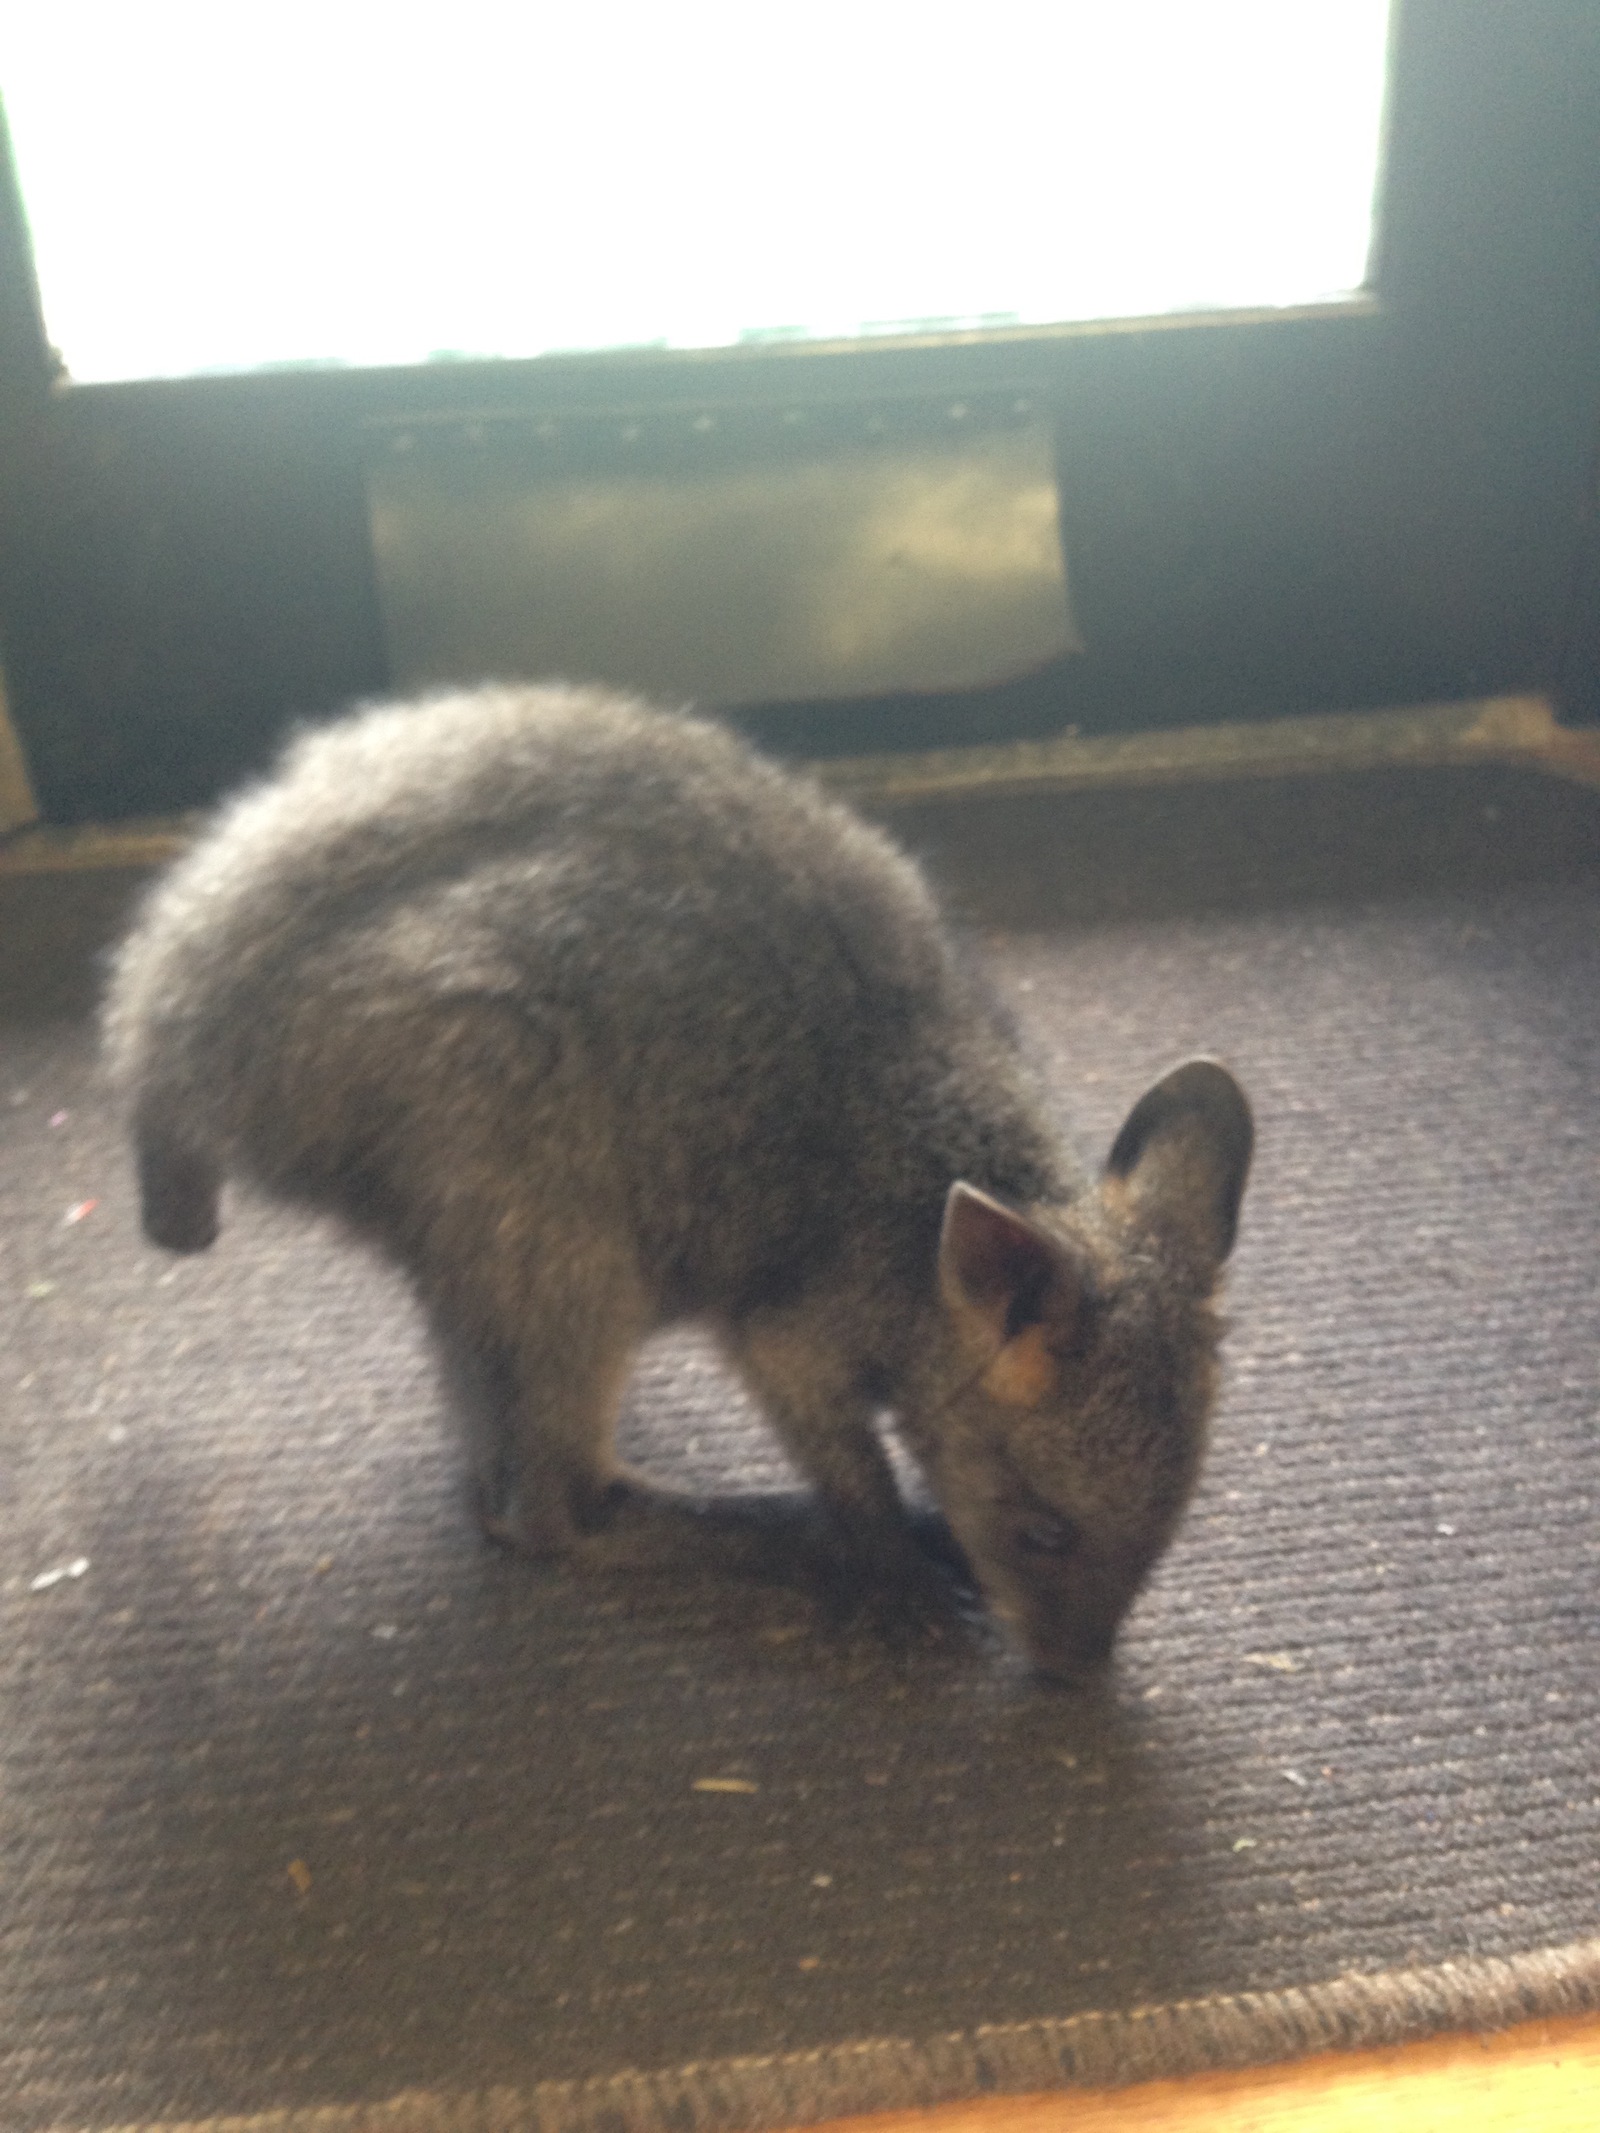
[3,1,1392,385]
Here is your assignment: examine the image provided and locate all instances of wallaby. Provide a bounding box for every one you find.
[102,682,1252,1681]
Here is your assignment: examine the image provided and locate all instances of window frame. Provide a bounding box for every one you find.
[1,0,1596,822]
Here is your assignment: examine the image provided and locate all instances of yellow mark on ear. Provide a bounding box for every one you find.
[1099,1172,1132,1219]
[982,1324,1060,1408]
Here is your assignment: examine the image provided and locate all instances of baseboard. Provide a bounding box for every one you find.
[3,694,1598,878]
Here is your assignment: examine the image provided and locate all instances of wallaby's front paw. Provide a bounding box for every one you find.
[904,1504,978,1586]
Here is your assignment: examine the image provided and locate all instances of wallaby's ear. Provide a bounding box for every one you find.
[1104,1059,1253,1271]
[940,1183,1084,1404]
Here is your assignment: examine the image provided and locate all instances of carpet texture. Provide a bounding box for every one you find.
[1,762,1597,2132]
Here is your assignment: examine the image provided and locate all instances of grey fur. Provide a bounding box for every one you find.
[102,681,1252,1681]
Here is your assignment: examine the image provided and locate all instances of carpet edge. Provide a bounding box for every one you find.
[46,1934,1600,2133]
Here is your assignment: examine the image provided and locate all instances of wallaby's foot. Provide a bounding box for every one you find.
[472,1462,624,1561]
[589,1485,977,1656]
[803,1511,976,1652]
[475,1491,563,1561]
[479,1470,978,1656]
[477,1468,817,1581]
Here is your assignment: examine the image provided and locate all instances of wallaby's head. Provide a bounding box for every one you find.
[922,1060,1253,1685]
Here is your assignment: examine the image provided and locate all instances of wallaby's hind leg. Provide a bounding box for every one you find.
[425,1257,652,1561]
[425,1254,780,1577]
[441,1309,816,1579]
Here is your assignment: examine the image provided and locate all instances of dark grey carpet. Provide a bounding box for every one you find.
[1,763,1597,2132]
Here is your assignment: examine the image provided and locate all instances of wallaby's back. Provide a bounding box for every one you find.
[102,681,1063,1292]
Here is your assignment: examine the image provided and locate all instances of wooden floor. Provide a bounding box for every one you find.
[816,2014,1600,2133]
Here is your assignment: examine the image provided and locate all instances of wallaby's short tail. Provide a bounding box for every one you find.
[136,1118,222,1252]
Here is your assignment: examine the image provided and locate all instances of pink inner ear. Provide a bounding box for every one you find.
[941,1184,1059,1333]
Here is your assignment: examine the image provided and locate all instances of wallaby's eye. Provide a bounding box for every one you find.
[1015,1510,1081,1558]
